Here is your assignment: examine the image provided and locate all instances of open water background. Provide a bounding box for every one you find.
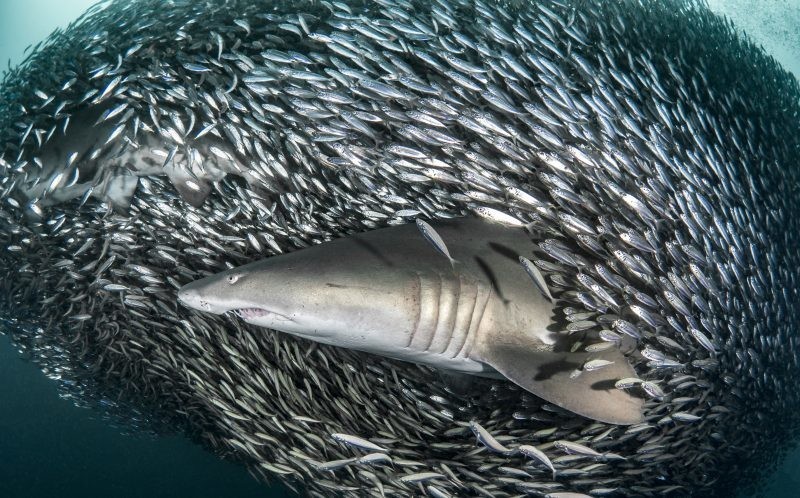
[0,1,797,497]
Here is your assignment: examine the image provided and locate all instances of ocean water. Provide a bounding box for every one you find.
[0,1,797,497]
[0,335,290,498]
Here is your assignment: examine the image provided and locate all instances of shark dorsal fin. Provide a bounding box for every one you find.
[480,343,644,425]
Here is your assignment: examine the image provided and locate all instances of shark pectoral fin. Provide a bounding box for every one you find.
[481,345,644,425]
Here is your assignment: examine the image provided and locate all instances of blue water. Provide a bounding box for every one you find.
[0,335,293,498]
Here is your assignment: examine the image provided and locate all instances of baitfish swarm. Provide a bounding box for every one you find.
[1,0,799,496]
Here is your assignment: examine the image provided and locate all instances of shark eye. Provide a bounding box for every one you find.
[227,274,242,285]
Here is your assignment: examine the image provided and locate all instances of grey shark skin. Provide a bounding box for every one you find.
[19,106,244,211]
[178,217,644,425]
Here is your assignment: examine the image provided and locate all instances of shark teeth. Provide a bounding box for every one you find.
[233,308,270,319]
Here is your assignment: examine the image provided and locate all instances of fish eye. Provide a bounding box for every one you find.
[227,274,242,285]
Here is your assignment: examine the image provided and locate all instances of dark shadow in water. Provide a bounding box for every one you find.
[0,335,293,498]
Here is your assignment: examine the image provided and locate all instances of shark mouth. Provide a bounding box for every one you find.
[232,308,294,324]
[233,308,270,319]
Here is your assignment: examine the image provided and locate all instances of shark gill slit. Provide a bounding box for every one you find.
[407,271,440,350]
[456,282,491,360]
[419,272,442,353]
[405,271,422,349]
[420,271,444,353]
[425,271,461,355]
[445,273,478,359]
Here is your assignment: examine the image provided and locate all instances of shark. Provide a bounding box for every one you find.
[178,217,644,425]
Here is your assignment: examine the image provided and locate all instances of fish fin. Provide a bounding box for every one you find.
[479,343,644,425]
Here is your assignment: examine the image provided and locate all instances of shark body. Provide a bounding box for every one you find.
[178,217,644,425]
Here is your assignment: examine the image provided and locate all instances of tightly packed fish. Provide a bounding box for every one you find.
[1,0,799,496]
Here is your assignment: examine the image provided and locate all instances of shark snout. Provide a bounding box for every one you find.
[177,285,207,311]
[177,274,259,316]
[176,281,225,314]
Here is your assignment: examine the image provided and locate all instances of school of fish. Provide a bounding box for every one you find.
[0,0,798,496]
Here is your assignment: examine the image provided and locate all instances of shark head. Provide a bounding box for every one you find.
[177,236,423,352]
[177,262,300,329]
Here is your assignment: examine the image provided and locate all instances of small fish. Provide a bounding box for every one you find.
[473,206,526,227]
[641,381,666,399]
[416,219,455,266]
[554,440,603,458]
[398,472,445,483]
[566,320,596,333]
[356,452,394,466]
[331,433,388,452]
[599,330,623,343]
[517,444,556,478]
[582,359,615,372]
[469,420,515,455]
[585,342,615,352]
[613,319,641,340]
[615,377,644,389]
[690,327,718,354]
[103,283,129,292]
[671,412,702,423]
[425,485,452,498]
[182,62,211,73]
[315,458,357,472]
[520,256,554,302]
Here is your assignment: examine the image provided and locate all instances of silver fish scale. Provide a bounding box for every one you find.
[0,0,798,497]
